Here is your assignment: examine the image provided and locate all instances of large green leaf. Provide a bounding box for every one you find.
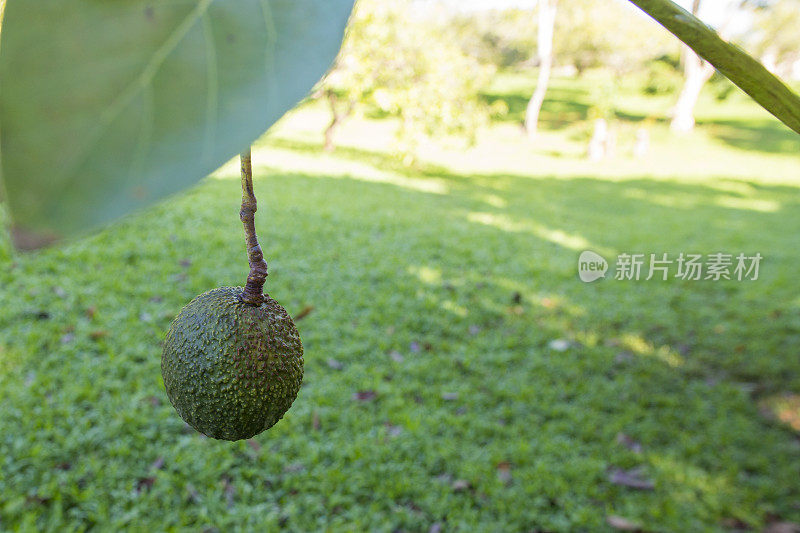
[0,0,354,249]
[629,0,800,135]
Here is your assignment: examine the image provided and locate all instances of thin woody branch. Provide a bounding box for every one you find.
[239,148,268,306]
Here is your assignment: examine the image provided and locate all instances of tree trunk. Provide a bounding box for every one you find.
[524,0,557,138]
[324,91,354,152]
[670,0,714,133]
[670,55,715,132]
[324,91,340,152]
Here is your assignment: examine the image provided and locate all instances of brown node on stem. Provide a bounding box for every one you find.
[239,148,268,306]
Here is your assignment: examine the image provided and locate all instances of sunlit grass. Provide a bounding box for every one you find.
[760,394,800,433]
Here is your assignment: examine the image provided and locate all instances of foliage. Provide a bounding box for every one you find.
[0,0,354,247]
[747,0,800,79]
[449,8,537,68]
[323,0,492,157]
[449,0,676,75]
[1,74,800,531]
[643,55,683,95]
[555,0,676,75]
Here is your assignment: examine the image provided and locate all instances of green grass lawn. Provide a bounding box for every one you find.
[1,74,799,531]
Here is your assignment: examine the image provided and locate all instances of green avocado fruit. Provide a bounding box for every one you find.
[161,287,304,441]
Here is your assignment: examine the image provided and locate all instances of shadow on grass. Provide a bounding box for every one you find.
[700,118,800,154]
[481,91,592,131]
[483,82,800,157]
[263,136,800,394]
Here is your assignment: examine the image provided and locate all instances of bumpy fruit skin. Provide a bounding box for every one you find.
[161,287,303,441]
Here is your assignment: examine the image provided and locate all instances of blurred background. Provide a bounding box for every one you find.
[1,0,800,531]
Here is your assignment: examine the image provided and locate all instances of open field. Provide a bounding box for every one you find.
[1,73,799,531]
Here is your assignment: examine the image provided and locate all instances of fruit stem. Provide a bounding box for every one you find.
[239,147,268,306]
